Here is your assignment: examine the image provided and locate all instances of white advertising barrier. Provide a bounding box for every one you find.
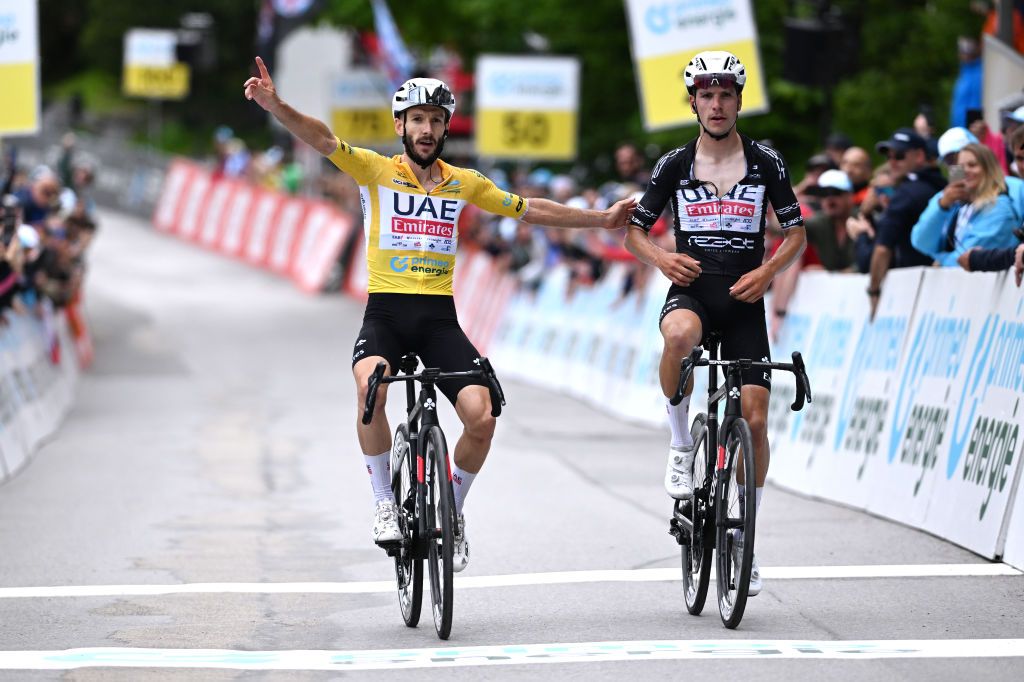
[865,270,1000,540]
[767,270,918,507]
[0,311,79,484]
[151,159,353,294]
[936,270,1024,563]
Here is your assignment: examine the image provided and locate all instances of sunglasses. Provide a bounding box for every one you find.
[887,151,906,161]
[691,74,738,91]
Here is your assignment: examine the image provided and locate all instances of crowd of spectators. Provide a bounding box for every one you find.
[1,133,97,331]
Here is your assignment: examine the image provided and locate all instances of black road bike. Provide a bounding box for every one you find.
[668,333,811,629]
[362,353,505,640]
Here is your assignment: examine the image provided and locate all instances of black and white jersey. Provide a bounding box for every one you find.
[629,134,804,277]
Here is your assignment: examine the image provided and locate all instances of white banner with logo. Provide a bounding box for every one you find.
[623,0,767,131]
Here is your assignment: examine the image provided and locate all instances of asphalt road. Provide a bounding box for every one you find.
[0,209,1022,680]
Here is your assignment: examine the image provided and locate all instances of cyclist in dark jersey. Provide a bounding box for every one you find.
[625,50,807,597]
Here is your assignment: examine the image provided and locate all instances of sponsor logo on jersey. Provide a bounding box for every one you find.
[389,255,453,276]
[392,178,418,188]
[688,235,757,250]
[377,187,464,254]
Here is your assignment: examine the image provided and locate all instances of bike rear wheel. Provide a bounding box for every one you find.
[425,425,455,640]
[715,417,756,629]
[391,424,422,628]
[680,413,713,615]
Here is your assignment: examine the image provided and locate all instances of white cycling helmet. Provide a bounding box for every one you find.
[683,50,747,95]
[392,78,456,120]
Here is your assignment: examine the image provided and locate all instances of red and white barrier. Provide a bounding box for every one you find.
[152,160,354,294]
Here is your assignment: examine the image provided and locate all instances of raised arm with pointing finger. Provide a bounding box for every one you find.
[243,56,336,156]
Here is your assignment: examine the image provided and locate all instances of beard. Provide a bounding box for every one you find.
[403,132,446,169]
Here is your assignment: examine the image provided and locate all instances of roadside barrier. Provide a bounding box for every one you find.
[152,160,354,294]
[0,309,81,484]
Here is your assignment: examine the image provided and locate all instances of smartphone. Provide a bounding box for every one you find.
[948,165,965,183]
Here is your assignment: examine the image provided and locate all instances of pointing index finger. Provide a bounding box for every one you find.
[255,56,270,80]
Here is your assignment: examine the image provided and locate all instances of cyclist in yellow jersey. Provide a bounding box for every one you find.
[244,57,635,570]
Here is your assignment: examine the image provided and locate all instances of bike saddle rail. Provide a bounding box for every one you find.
[361,357,507,425]
[670,348,813,412]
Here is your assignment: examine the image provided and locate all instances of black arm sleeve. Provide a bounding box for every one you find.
[628,147,683,232]
[968,246,1017,272]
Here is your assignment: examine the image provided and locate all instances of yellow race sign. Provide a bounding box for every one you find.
[474,55,580,161]
[0,1,40,135]
[122,29,190,100]
[123,63,190,100]
[330,108,394,145]
[476,110,576,160]
[625,0,768,131]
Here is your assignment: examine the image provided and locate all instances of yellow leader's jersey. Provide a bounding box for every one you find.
[327,138,528,295]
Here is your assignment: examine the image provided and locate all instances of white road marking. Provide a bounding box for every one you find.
[0,563,1017,599]
[0,639,1022,671]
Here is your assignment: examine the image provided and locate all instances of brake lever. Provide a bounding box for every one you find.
[790,351,810,411]
[361,361,387,425]
[477,357,505,417]
[670,346,703,406]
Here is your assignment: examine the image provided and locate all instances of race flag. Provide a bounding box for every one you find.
[370,0,415,89]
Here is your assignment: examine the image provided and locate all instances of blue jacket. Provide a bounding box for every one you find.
[950,59,982,129]
[911,177,1023,267]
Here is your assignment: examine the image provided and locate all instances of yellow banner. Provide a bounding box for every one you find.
[476,110,576,160]
[123,63,190,100]
[330,108,395,145]
[637,38,766,131]
[0,63,38,135]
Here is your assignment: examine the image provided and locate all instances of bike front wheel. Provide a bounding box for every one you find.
[391,424,422,628]
[715,417,756,629]
[424,425,455,640]
[680,413,712,615]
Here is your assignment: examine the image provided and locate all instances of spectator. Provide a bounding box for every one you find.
[802,170,857,272]
[911,143,1022,266]
[794,153,837,207]
[847,162,897,274]
[840,146,873,205]
[914,106,936,141]
[865,128,947,315]
[1,195,23,316]
[950,37,983,129]
[1009,121,1024,177]
[14,167,60,227]
[967,108,1009,172]
[937,126,980,167]
[824,132,852,167]
[614,142,650,189]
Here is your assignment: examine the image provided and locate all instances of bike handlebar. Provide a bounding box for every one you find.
[361,357,507,425]
[670,348,813,412]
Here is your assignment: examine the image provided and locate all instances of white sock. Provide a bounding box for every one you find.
[755,487,764,512]
[452,465,477,515]
[666,395,692,449]
[364,451,393,504]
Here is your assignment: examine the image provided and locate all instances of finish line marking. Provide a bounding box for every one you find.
[1,639,1023,671]
[0,563,1018,599]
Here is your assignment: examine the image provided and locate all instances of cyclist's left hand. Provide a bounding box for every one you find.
[602,198,637,230]
[729,266,772,303]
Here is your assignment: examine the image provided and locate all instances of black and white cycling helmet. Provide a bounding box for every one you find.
[683,51,747,95]
[392,78,456,120]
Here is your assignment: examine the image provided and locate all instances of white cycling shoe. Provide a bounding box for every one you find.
[372,499,402,544]
[731,533,762,596]
[453,513,469,573]
[664,444,696,499]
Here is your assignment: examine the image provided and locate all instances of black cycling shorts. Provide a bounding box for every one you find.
[659,275,772,390]
[352,293,487,406]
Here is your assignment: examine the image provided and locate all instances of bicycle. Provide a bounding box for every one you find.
[668,333,811,629]
[362,353,505,640]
